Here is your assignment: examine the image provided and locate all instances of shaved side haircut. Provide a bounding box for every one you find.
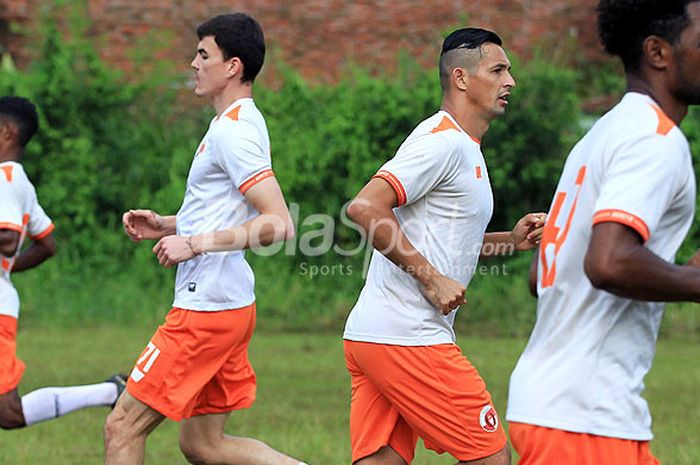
[439,28,503,91]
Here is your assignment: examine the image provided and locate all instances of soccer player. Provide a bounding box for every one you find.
[0,96,125,430]
[343,28,544,465]
[103,13,306,465]
[507,1,700,464]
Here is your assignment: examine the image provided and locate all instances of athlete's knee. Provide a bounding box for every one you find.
[179,436,219,465]
[103,409,134,451]
[458,443,510,465]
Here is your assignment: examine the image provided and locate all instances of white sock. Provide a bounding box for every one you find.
[20,382,118,426]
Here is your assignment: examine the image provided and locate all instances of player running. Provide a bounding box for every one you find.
[507,1,700,464]
[0,96,124,431]
[103,13,306,465]
[343,28,544,465]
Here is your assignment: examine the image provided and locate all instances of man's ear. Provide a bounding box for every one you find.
[642,35,673,71]
[452,67,470,91]
[227,57,243,80]
[0,121,17,143]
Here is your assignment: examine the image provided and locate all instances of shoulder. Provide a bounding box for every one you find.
[211,102,266,145]
[608,94,689,153]
[398,113,461,159]
[0,162,32,192]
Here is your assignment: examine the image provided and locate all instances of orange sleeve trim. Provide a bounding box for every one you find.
[593,209,650,242]
[225,105,242,121]
[650,104,675,136]
[30,223,54,240]
[238,169,275,195]
[1,165,13,182]
[373,170,407,207]
[0,222,22,233]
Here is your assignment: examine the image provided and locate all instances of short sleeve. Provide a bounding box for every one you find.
[27,198,54,240]
[213,121,273,195]
[593,134,686,242]
[374,135,455,207]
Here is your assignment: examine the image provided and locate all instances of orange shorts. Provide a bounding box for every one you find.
[344,340,506,464]
[0,315,24,395]
[126,305,257,421]
[509,422,661,465]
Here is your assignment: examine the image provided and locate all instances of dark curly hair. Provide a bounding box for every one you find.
[197,13,265,83]
[0,96,38,148]
[597,0,695,72]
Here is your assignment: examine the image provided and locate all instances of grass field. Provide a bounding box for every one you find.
[0,325,698,465]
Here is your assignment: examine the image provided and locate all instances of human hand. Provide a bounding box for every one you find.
[152,235,201,267]
[512,212,547,251]
[687,249,700,268]
[421,272,467,315]
[123,209,166,242]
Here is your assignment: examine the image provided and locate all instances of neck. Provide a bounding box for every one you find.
[626,74,688,125]
[440,96,490,142]
[212,83,254,117]
[0,149,21,164]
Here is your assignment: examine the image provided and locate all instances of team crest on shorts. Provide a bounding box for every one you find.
[479,405,499,433]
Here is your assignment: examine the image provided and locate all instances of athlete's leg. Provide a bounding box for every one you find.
[103,391,166,465]
[0,378,122,430]
[354,445,407,465]
[179,412,304,465]
[20,377,123,426]
[457,444,510,465]
[0,388,25,429]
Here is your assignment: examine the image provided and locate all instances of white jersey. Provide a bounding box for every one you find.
[0,161,54,319]
[343,111,494,346]
[507,93,696,440]
[173,98,273,311]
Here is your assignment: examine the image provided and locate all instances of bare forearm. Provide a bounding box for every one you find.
[351,206,435,285]
[586,247,700,302]
[160,215,177,236]
[195,213,292,253]
[480,232,515,259]
[0,230,19,256]
[13,243,54,272]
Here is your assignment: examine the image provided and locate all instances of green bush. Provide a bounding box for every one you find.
[4,5,696,337]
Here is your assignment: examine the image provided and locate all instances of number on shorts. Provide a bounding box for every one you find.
[130,341,161,383]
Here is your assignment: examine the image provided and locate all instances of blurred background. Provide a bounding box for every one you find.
[0,0,698,337]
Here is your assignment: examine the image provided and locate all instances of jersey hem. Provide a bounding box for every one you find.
[30,223,54,240]
[373,170,407,206]
[505,412,653,441]
[0,222,22,233]
[171,298,256,312]
[342,332,455,346]
[238,168,275,194]
[592,209,650,242]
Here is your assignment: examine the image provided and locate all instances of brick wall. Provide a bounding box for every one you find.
[1,0,603,82]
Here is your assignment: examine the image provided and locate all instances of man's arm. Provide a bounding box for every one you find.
[528,249,539,297]
[0,229,20,257]
[122,210,176,242]
[584,222,700,301]
[12,233,56,273]
[346,178,466,315]
[480,213,546,259]
[152,177,295,267]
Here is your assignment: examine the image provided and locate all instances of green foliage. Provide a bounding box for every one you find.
[484,56,582,229]
[3,5,697,337]
[679,106,700,261]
